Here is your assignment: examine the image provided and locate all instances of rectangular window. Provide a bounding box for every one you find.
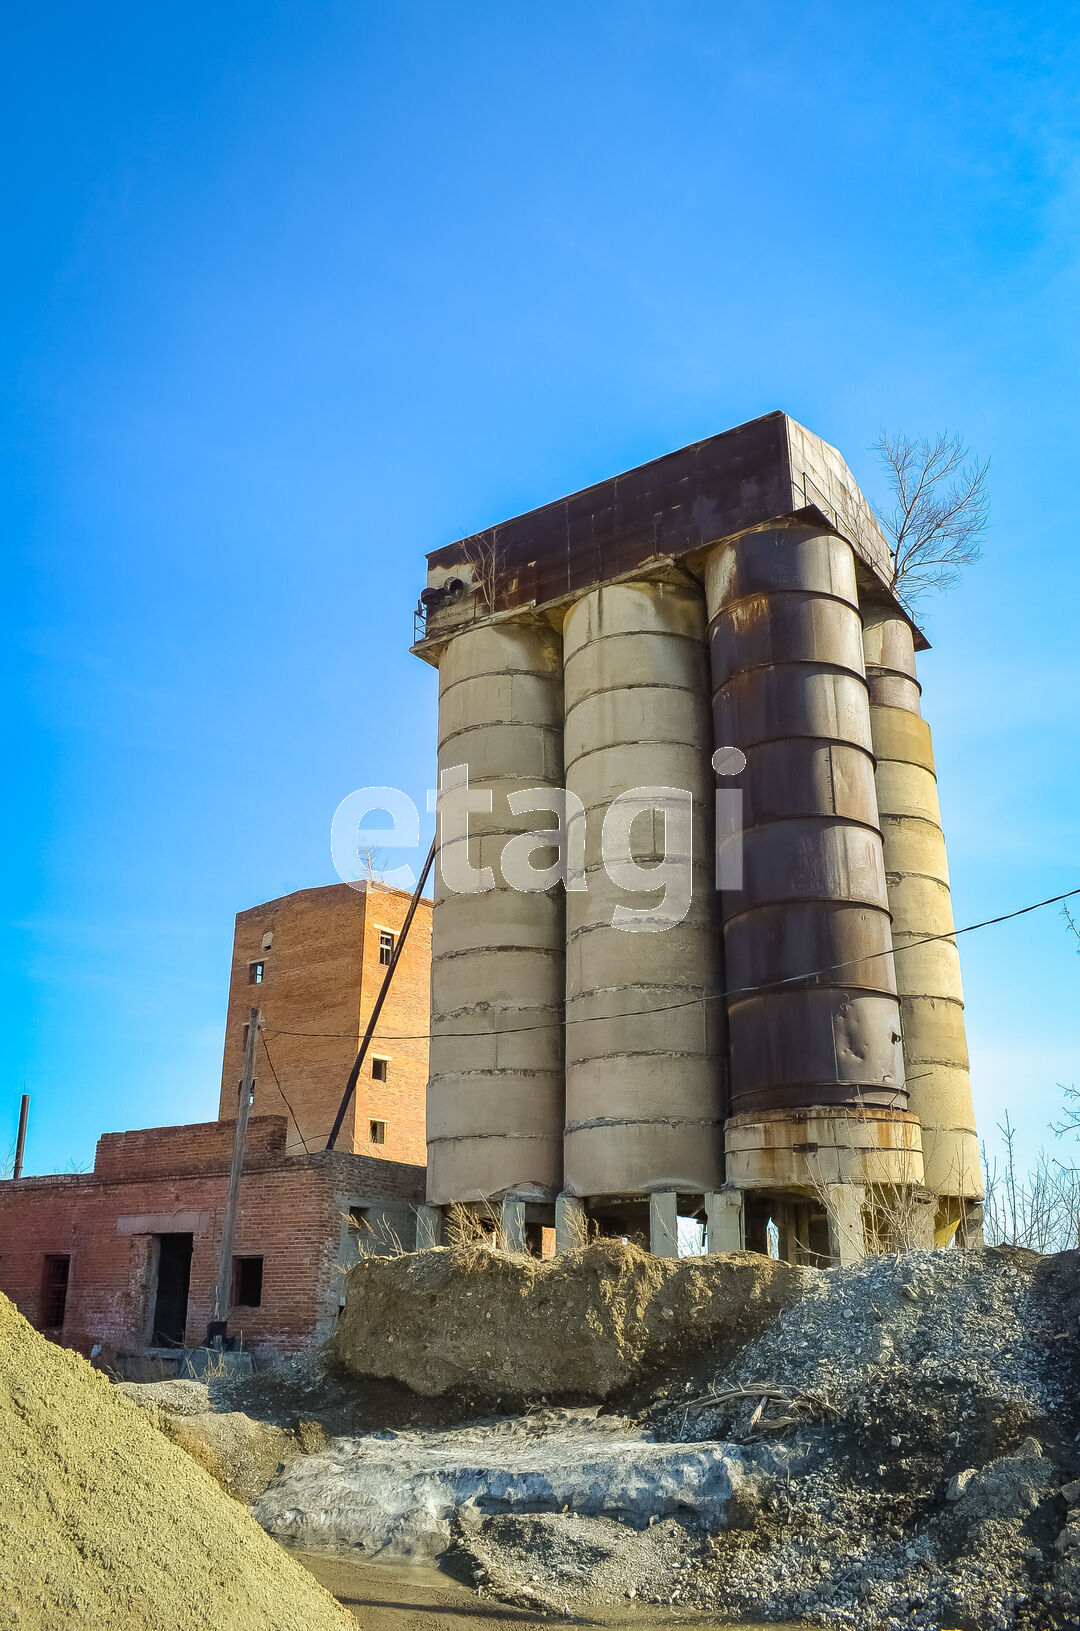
[41,1255,70,1328]
[378,930,394,966]
[369,1120,386,1145]
[231,1256,263,1308]
[348,1205,368,1231]
[371,1057,388,1082]
[248,962,264,985]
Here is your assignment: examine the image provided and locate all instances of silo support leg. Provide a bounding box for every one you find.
[501,1196,527,1253]
[415,1205,444,1250]
[826,1184,867,1265]
[649,1191,680,1258]
[555,1194,587,1254]
[705,1188,745,1253]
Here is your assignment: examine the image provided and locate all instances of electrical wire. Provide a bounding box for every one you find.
[260,1032,311,1153]
[262,883,1080,1045]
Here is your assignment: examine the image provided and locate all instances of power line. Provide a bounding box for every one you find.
[260,1033,311,1154]
[263,883,1080,1046]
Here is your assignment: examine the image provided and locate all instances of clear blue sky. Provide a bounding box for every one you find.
[3,1,1078,1177]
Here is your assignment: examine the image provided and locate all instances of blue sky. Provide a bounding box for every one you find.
[3,1,1078,1177]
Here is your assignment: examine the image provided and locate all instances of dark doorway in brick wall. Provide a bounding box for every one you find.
[151,1233,193,1347]
[41,1254,70,1329]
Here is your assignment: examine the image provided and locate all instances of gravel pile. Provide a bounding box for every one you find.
[449,1247,1080,1630]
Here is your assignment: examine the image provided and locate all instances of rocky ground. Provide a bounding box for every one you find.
[122,1243,1080,1631]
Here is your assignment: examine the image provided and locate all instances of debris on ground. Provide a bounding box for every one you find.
[121,1379,326,1503]
[0,1290,353,1631]
[216,1243,1080,1631]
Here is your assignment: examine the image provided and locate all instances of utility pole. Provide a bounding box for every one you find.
[13,1094,29,1179]
[207,1007,260,1345]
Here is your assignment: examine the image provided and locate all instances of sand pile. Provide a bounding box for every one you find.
[0,1291,353,1631]
[332,1238,807,1400]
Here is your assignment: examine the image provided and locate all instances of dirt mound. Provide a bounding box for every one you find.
[441,1248,1080,1630]
[0,1291,353,1631]
[332,1239,808,1401]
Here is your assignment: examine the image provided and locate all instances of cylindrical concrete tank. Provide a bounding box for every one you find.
[562,575,722,1197]
[706,525,908,1128]
[862,607,981,1203]
[427,618,565,1206]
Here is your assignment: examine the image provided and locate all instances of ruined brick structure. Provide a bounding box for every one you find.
[0,880,430,1360]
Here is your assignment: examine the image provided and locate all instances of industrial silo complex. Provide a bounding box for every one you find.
[412,411,982,1265]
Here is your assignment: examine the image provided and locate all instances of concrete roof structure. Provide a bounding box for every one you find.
[416,411,925,654]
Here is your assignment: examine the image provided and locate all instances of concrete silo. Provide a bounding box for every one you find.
[414,411,981,1261]
[426,619,566,1213]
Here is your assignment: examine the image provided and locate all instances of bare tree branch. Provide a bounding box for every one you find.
[459,529,501,616]
[871,430,989,608]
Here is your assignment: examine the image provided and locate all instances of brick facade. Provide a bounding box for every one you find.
[0,880,431,1360]
[217,880,430,1166]
[0,1116,424,1358]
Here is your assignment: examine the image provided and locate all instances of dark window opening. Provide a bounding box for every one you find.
[369,1120,386,1145]
[231,1255,263,1308]
[371,1057,388,1082]
[241,1022,250,1048]
[151,1233,193,1347]
[41,1255,70,1328]
[378,930,394,966]
[248,961,264,984]
[237,1078,254,1107]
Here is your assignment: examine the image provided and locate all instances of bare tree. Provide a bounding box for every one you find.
[356,841,387,884]
[458,529,501,616]
[872,430,990,607]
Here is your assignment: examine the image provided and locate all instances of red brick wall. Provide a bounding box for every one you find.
[354,883,430,1168]
[94,1116,288,1179]
[0,1147,424,1358]
[215,882,430,1165]
[217,885,369,1153]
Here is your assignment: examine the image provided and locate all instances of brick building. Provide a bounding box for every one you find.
[219,881,430,1165]
[0,880,430,1361]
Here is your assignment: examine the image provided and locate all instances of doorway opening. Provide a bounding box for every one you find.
[151,1233,193,1347]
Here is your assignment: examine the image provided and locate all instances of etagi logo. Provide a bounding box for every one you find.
[331,748,746,934]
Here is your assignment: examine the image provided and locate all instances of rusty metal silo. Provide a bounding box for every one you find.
[706,525,921,1194]
[561,575,722,1200]
[427,618,566,1206]
[862,606,982,1217]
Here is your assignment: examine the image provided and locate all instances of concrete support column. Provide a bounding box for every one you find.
[427,618,565,1207]
[562,574,723,1199]
[862,607,981,1207]
[649,1191,680,1257]
[415,1205,443,1250]
[705,1187,745,1253]
[500,1196,526,1253]
[956,1202,985,1248]
[826,1184,867,1265]
[908,1193,938,1251]
[555,1193,587,1254]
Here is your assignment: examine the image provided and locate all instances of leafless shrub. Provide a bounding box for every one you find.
[872,430,989,607]
[356,841,387,884]
[558,1200,596,1252]
[459,530,501,616]
[982,1113,1080,1252]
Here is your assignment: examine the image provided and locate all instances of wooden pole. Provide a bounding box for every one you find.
[325,837,437,1151]
[207,1006,260,1343]
[13,1094,29,1179]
